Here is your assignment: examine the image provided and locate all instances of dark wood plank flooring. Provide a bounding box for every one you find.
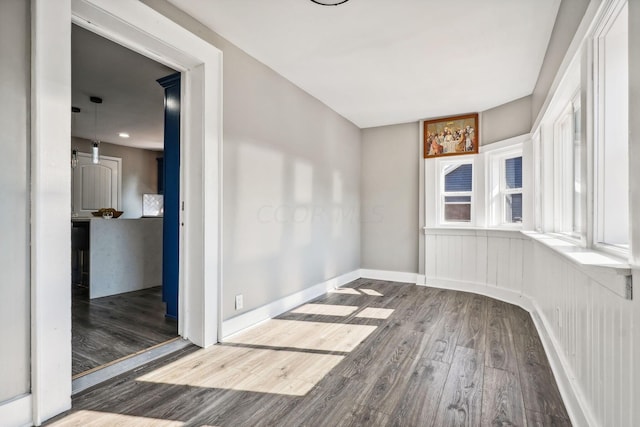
[55,279,569,426]
[72,285,177,376]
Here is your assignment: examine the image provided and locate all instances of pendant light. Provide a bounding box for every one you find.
[71,106,80,168]
[90,96,103,164]
[310,0,350,4]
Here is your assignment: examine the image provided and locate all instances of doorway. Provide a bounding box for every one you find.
[70,24,180,378]
[31,1,222,423]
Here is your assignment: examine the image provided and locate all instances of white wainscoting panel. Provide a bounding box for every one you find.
[526,239,634,427]
[424,228,636,427]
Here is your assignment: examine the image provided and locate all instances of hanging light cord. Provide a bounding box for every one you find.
[89,96,102,144]
[94,102,98,142]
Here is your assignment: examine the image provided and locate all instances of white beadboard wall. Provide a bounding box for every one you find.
[425,228,635,427]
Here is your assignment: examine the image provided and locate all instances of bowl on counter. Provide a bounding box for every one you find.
[91,208,123,219]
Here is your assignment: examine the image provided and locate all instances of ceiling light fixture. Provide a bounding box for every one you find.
[118,132,130,138]
[310,0,350,5]
[90,96,103,164]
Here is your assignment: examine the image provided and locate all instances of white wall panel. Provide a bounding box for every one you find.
[461,235,476,282]
[0,0,31,405]
[424,228,636,426]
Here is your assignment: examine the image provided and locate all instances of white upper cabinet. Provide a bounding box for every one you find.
[72,152,122,217]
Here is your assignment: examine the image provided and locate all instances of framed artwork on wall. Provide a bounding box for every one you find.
[423,113,479,158]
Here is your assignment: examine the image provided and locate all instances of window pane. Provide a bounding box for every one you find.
[599,3,628,246]
[505,157,522,189]
[444,164,472,192]
[505,193,523,223]
[444,204,471,222]
[573,106,581,234]
[444,196,471,203]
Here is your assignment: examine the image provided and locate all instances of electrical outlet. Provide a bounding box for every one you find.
[235,294,244,310]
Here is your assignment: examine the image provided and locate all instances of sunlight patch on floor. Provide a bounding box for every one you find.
[225,319,377,352]
[48,410,187,426]
[360,288,383,296]
[291,303,359,316]
[137,345,344,396]
[329,287,361,295]
[355,307,394,319]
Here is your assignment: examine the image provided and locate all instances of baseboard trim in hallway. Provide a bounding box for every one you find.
[71,338,192,396]
[360,268,421,284]
[221,269,361,339]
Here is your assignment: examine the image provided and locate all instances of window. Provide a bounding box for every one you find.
[486,143,523,227]
[553,103,578,235]
[503,156,522,223]
[441,161,473,223]
[526,0,631,259]
[594,1,628,250]
[572,95,582,235]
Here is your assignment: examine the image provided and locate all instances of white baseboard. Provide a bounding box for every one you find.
[359,269,419,284]
[221,269,361,339]
[0,394,32,427]
[424,276,591,427]
[424,277,534,312]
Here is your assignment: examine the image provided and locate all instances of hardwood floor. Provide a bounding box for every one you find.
[54,279,570,426]
[72,285,178,376]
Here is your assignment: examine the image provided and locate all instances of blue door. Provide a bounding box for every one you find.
[157,73,180,319]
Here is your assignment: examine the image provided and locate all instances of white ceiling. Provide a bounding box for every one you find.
[168,0,561,128]
[72,25,175,150]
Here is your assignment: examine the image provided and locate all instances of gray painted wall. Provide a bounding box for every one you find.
[0,0,30,403]
[360,96,534,275]
[481,95,532,145]
[531,0,590,123]
[361,123,420,274]
[144,1,362,321]
[71,137,159,219]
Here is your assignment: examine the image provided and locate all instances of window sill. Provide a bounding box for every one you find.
[423,226,526,239]
[522,231,631,299]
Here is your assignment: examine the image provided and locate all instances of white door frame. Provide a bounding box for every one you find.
[30,0,222,424]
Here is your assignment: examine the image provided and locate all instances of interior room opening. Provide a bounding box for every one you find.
[70,23,180,379]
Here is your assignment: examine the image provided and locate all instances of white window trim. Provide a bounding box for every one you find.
[435,155,476,227]
[571,91,584,239]
[552,102,579,237]
[532,130,543,232]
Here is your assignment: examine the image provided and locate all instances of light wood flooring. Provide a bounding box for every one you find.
[55,279,570,426]
[72,285,178,376]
